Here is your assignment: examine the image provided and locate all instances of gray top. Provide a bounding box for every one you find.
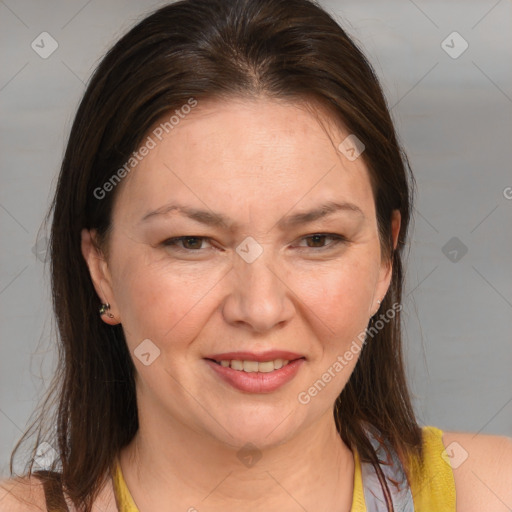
[360,426,414,511]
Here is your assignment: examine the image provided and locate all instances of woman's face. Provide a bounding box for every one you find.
[83,98,399,449]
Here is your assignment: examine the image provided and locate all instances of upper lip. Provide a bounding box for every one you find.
[204,350,306,362]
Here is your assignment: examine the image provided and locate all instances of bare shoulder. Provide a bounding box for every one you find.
[442,430,512,512]
[1,470,118,512]
[0,474,47,512]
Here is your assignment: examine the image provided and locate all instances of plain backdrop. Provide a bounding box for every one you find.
[1,0,511,477]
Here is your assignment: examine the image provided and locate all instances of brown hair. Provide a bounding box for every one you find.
[9,0,420,510]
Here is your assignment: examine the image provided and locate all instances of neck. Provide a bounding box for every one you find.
[119,399,355,512]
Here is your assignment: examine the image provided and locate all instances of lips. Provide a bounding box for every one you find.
[204,357,305,393]
[203,350,305,363]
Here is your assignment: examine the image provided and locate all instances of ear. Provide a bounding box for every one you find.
[81,228,120,325]
[371,209,401,316]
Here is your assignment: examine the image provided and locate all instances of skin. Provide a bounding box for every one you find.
[80,97,400,512]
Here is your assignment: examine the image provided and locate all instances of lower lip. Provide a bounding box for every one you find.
[204,358,305,393]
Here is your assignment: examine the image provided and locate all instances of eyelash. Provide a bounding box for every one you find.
[161,233,348,252]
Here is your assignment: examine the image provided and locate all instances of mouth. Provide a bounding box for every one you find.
[205,357,305,373]
[204,356,306,393]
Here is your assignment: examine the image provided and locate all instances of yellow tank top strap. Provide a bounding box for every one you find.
[112,456,140,512]
[406,425,456,511]
[350,425,456,511]
[350,448,366,512]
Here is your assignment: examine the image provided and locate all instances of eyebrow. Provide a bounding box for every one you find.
[140,200,364,229]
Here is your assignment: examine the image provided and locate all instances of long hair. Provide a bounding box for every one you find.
[10,1,420,510]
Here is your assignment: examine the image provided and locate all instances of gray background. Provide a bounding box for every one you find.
[1,0,511,477]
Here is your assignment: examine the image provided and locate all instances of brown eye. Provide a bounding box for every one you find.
[296,234,347,250]
[162,236,211,251]
[306,235,329,248]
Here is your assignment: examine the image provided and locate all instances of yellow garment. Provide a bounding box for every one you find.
[112,425,456,512]
[112,458,139,512]
[406,425,456,511]
[350,425,456,511]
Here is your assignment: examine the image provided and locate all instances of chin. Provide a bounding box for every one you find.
[208,409,303,450]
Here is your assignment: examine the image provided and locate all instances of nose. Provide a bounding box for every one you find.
[221,243,295,333]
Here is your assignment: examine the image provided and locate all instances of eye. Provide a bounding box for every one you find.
[294,233,347,250]
[160,233,348,253]
[161,236,213,251]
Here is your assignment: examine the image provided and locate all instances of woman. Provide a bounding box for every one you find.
[1,0,511,511]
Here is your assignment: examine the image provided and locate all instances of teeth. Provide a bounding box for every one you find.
[216,358,291,372]
[231,360,244,371]
[244,360,259,372]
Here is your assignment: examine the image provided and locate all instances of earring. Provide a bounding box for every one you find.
[99,303,114,318]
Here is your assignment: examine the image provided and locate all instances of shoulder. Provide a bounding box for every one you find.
[441,430,512,512]
[0,475,47,512]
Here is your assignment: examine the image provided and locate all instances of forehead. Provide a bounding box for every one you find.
[113,97,375,223]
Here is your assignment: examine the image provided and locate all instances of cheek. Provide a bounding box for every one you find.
[292,256,377,339]
[110,250,228,349]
